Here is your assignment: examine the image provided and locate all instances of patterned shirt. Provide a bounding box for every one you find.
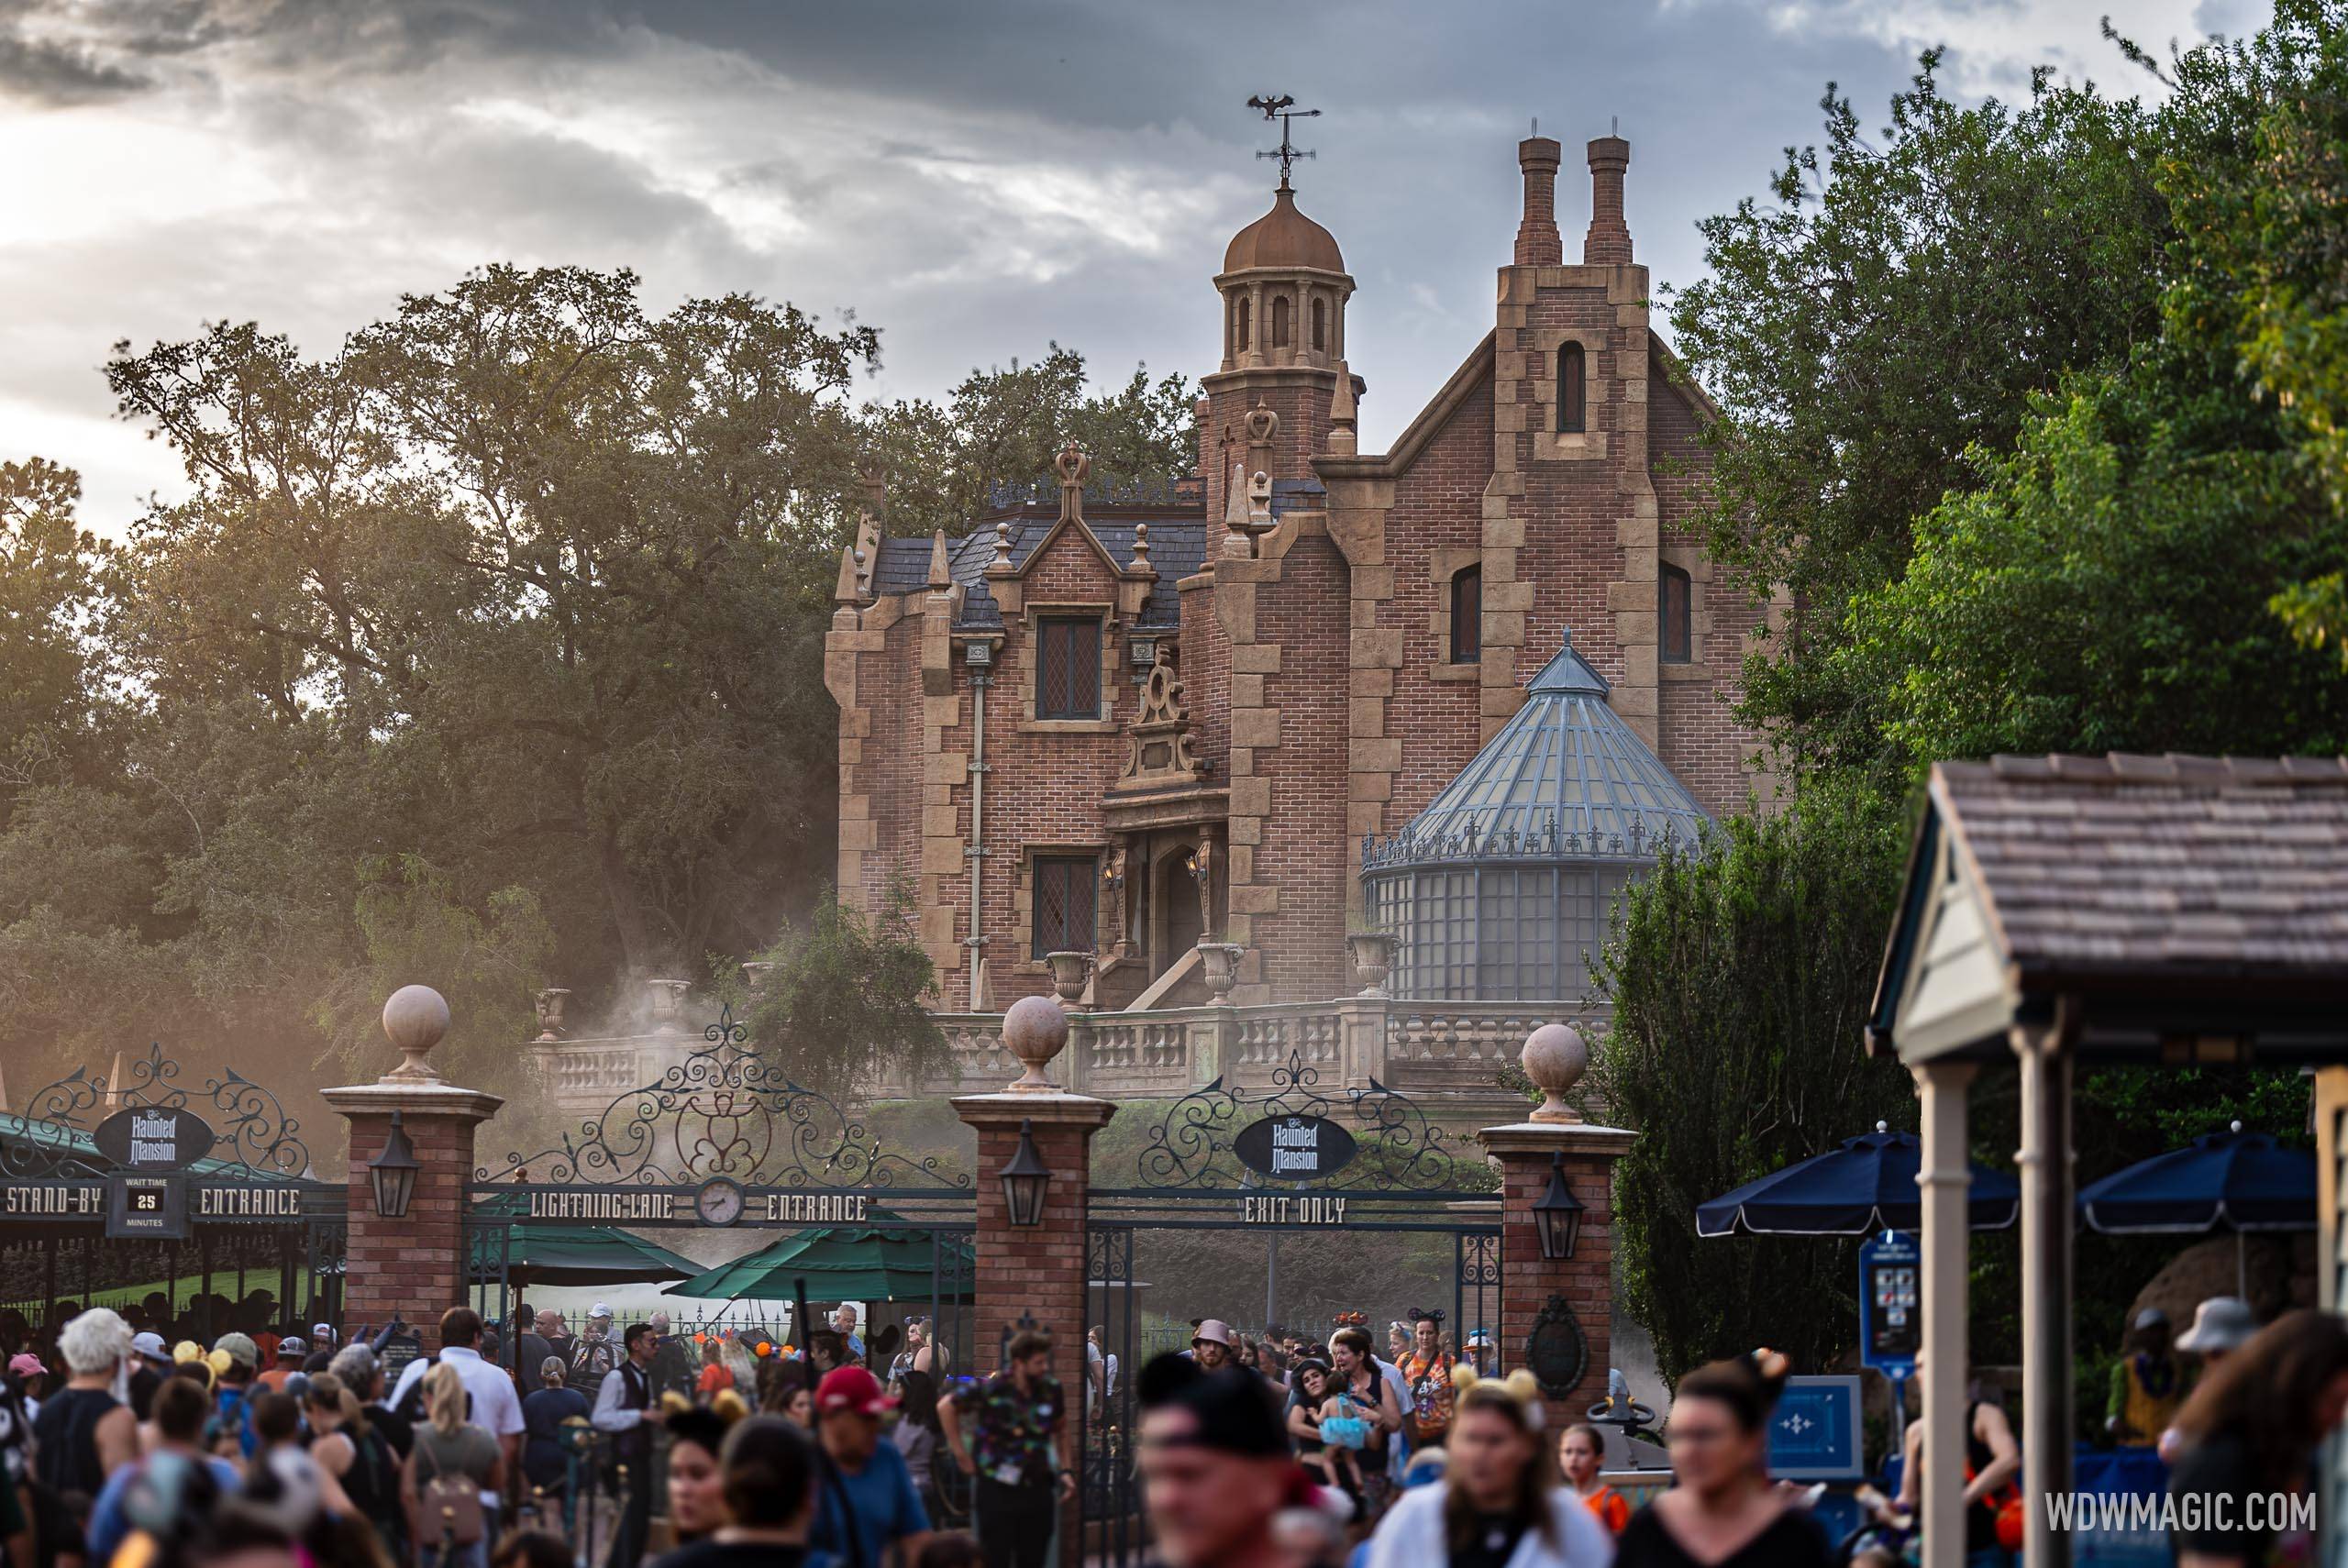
[1404,1350,1456,1438]
[950,1370,1064,1488]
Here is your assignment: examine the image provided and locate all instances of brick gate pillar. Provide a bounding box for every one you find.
[1479,1022,1633,1435]
[954,994,1115,1568]
[322,985,504,1354]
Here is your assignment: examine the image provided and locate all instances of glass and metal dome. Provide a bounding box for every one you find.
[1361,629,1714,1000]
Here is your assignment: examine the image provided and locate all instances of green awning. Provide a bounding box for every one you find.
[499,1225,702,1286]
[665,1226,973,1304]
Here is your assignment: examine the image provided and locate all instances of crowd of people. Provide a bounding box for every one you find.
[3,1289,2343,1568]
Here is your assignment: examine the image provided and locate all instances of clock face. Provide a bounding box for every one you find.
[696,1178,745,1227]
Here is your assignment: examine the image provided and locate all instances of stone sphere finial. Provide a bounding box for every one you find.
[1002,993,1071,1093]
[382,985,451,1082]
[1521,1022,1587,1123]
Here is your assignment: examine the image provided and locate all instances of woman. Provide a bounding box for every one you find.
[1402,1313,1456,1450]
[1324,1329,1402,1518]
[889,1370,944,1525]
[520,1356,591,1516]
[1365,1375,1612,1568]
[2167,1309,2348,1568]
[403,1361,504,1568]
[1615,1358,1830,1568]
[648,1415,819,1568]
[305,1373,402,1552]
[1285,1360,1339,1492]
[1560,1424,1628,1535]
[663,1399,744,1550]
[1866,1349,2018,1568]
[697,1340,734,1400]
[253,1390,356,1519]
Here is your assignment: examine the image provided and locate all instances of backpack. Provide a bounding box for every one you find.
[415,1432,485,1549]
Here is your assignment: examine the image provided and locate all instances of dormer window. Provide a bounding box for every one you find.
[1451,566,1482,665]
[1660,565,1692,664]
[1271,294,1291,349]
[1557,342,1587,435]
[1037,617,1102,719]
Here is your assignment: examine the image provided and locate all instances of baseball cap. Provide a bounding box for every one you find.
[6,1353,41,1379]
[815,1365,896,1418]
[275,1335,308,1360]
[590,1302,614,1320]
[1137,1359,1287,1457]
[310,1323,333,1342]
[1191,1319,1235,1349]
[131,1331,172,1365]
[214,1331,259,1368]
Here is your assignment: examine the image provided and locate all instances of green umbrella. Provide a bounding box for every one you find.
[664,1225,973,1304]
[499,1225,703,1287]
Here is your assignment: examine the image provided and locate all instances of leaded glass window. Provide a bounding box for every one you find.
[1036,617,1101,720]
[1032,855,1098,957]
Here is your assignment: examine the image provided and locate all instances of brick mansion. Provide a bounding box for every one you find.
[822,132,1774,1028]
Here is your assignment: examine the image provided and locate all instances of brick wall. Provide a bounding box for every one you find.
[1248,533,1352,998]
[1201,378,1333,525]
[338,1110,480,1353]
[1494,1144,1619,1430]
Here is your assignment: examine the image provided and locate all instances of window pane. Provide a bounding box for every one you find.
[1452,568,1482,665]
[1033,856,1099,956]
[1037,619,1101,719]
[1660,568,1692,663]
[1559,343,1586,434]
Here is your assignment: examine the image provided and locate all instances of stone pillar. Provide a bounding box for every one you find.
[954,994,1116,1568]
[1912,1059,1977,1568]
[323,985,504,1353]
[1479,1023,1633,1433]
[2013,1019,2075,1568]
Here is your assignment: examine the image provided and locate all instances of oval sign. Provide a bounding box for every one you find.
[1232,1114,1357,1182]
[93,1105,215,1173]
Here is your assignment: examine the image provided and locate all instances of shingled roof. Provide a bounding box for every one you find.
[1870,753,2348,1063]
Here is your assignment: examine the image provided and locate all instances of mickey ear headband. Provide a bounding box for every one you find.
[1449,1361,1546,1430]
[1407,1309,1446,1327]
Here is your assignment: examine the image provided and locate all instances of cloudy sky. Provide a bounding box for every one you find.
[2,0,2260,537]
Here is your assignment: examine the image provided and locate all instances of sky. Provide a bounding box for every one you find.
[0,0,2264,539]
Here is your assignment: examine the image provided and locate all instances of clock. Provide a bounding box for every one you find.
[694,1177,746,1227]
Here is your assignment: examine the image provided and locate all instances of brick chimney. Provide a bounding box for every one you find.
[1514,136,1564,266]
[1583,135,1632,265]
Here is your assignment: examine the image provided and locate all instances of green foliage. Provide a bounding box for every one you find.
[1595,788,1914,1382]
[720,878,945,1099]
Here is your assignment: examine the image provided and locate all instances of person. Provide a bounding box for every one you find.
[1871,1349,2018,1568]
[663,1399,744,1551]
[912,1318,951,1380]
[648,1415,820,1568]
[699,1339,736,1400]
[831,1305,868,1362]
[33,1307,140,1537]
[1465,1331,1495,1380]
[1614,1356,1830,1568]
[573,1307,621,1401]
[83,1376,242,1565]
[890,1369,945,1525]
[1324,1327,1402,1517]
[260,1335,306,1393]
[1401,1311,1456,1450]
[210,1329,263,1458]
[306,1369,405,1562]
[1387,1323,1413,1370]
[1284,1358,1343,1494]
[333,1342,414,1462]
[1089,1328,1118,1405]
[254,1386,359,1522]
[811,1364,932,1568]
[493,1529,576,1568]
[892,1320,928,1380]
[522,1356,592,1504]
[1559,1423,1629,1535]
[2108,1306,2184,1446]
[591,1320,659,1568]
[389,1308,526,1486]
[1367,1373,1611,1568]
[514,1309,555,1397]
[938,1330,1070,1568]
[404,1361,505,1568]
[648,1314,698,1403]
[2166,1309,2348,1568]
[1191,1320,1236,1372]
[2176,1297,2256,1372]
[543,1310,579,1377]
[1135,1355,1297,1568]
[127,1331,173,1422]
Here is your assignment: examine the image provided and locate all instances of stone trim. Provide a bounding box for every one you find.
[1523,326,1613,464]
[1013,600,1123,734]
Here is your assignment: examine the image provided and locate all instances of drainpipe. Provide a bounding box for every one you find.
[964,648,993,1010]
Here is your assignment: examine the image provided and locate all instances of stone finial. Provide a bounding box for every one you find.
[382,985,451,1082]
[990,515,1014,571]
[1222,461,1254,559]
[1131,521,1152,571]
[927,530,953,591]
[1327,362,1357,456]
[1246,469,1274,530]
[1002,992,1071,1092]
[1055,442,1091,525]
[1521,1022,1588,1122]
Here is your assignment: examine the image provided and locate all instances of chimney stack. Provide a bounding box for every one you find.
[1514,136,1564,267]
[1583,136,1632,265]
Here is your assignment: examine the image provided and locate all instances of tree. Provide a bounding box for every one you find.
[1595,789,1913,1382]
[723,878,944,1099]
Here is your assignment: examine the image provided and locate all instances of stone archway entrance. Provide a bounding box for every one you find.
[1148,841,1206,977]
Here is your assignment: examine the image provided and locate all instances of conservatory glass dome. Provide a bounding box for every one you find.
[1360,630,1713,1000]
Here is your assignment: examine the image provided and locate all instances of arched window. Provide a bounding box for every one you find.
[1235,296,1252,352]
[1660,564,1692,664]
[1451,566,1482,665]
[1557,342,1587,434]
[1311,297,1326,351]
[1271,294,1291,349]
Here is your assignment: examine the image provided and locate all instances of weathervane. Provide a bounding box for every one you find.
[1246,94,1320,189]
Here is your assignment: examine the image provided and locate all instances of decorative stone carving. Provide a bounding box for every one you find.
[1114,645,1202,791]
[1044,950,1092,1005]
[1194,831,1220,939]
[533,988,570,1041]
[381,984,450,1082]
[1198,941,1244,1003]
[1346,932,1399,997]
[648,978,692,1032]
[1521,1022,1589,1123]
[1002,993,1071,1092]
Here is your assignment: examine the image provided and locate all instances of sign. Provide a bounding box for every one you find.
[522,1189,872,1224]
[1231,1114,1357,1182]
[1525,1292,1589,1398]
[1859,1230,1921,1378]
[1237,1195,1346,1226]
[93,1105,215,1173]
[109,1175,187,1239]
[194,1184,305,1220]
[377,1329,423,1389]
[1767,1375,1865,1480]
[2,1181,104,1219]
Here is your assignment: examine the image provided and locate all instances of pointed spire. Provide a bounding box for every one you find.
[926,530,952,591]
[1222,461,1254,558]
[833,545,863,605]
[1327,361,1357,455]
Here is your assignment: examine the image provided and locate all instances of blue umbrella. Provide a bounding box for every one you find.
[1697,1124,2020,1237]
[2078,1122,2314,1295]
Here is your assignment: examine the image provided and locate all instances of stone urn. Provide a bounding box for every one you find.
[741,960,777,996]
[1002,993,1071,1093]
[1521,1021,1589,1123]
[533,987,570,1041]
[1346,932,1400,997]
[382,984,451,1082]
[1044,950,1093,1006]
[647,977,692,1032]
[1198,941,1244,1003]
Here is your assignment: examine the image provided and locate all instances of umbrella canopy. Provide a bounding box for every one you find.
[665,1225,975,1304]
[502,1225,703,1287]
[1697,1126,2021,1238]
[2078,1125,2315,1235]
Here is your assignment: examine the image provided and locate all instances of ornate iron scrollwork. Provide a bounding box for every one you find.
[478,1010,970,1189]
[0,1041,309,1180]
[1135,1050,1466,1192]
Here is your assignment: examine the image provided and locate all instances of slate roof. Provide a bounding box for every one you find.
[1933,753,2348,988]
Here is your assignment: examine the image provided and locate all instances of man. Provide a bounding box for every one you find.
[310,1321,337,1355]
[331,1342,413,1459]
[590,1319,658,1568]
[1189,1320,1236,1372]
[1465,1328,1495,1378]
[1135,1356,1293,1568]
[939,1329,1072,1568]
[542,1308,578,1373]
[34,1309,140,1512]
[83,1376,242,1563]
[573,1305,620,1399]
[127,1331,173,1421]
[388,1307,526,1489]
[210,1331,263,1457]
[831,1304,868,1361]
[258,1334,305,1392]
[514,1306,555,1396]
[811,1365,931,1568]
[2109,1306,2184,1445]
[1089,1327,1118,1405]
[646,1312,697,1403]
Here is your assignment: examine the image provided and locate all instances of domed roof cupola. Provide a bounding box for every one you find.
[1224,186,1346,274]
[1359,628,1714,1001]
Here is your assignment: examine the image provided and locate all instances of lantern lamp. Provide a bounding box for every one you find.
[999,1119,1051,1228]
[1533,1150,1584,1260]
